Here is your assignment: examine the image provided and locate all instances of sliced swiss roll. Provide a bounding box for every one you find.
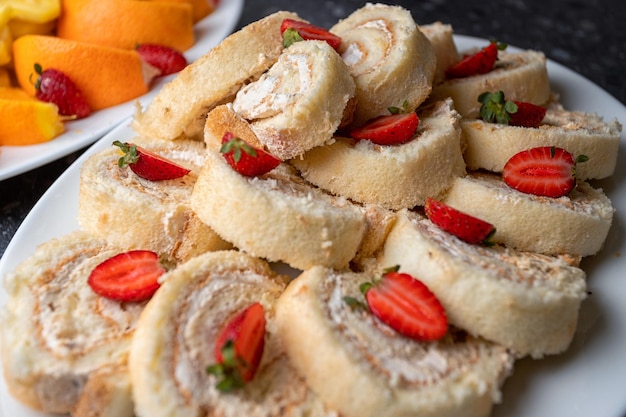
[461,103,622,180]
[129,250,337,417]
[132,11,304,141]
[232,39,355,160]
[330,3,436,126]
[275,265,515,417]
[430,48,551,118]
[78,136,231,263]
[379,210,588,358]
[419,21,460,84]
[291,99,466,210]
[0,231,142,415]
[192,105,367,270]
[440,171,614,257]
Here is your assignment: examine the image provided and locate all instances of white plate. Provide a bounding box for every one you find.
[0,0,244,181]
[1,35,625,417]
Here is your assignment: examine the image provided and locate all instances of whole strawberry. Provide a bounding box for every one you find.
[136,43,188,76]
[33,63,91,118]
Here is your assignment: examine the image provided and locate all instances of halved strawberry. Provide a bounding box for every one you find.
[207,302,266,391]
[424,197,495,245]
[349,112,419,145]
[502,146,586,198]
[136,43,188,76]
[478,90,546,127]
[87,250,164,302]
[113,141,191,181]
[445,41,507,79]
[220,132,281,177]
[360,267,447,341]
[280,18,342,51]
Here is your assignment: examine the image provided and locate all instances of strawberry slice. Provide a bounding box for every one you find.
[113,141,191,181]
[280,18,342,51]
[424,197,495,245]
[478,90,546,127]
[136,43,188,76]
[360,267,447,341]
[88,250,164,302]
[502,146,586,198]
[207,302,266,391]
[33,63,91,118]
[349,112,419,145]
[220,132,281,177]
[445,41,507,79]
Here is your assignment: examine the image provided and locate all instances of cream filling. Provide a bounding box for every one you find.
[33,250,143,363]
[339,19,392,76]
[233,53,313,120]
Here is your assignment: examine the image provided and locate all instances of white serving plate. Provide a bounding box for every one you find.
[0,34,625,417]
[0,0,244,181]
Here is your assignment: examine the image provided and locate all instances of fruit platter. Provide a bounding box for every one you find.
[0,0,243,180]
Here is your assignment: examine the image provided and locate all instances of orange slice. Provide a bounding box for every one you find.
[152,0,216,23]
[0,68,11,86]
[0,87,64,146]
[57,0,195,52]
[12,35,155,111]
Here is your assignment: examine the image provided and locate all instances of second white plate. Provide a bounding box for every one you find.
[0,0,244,181]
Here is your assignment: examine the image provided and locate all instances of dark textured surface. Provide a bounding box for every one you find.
[2,0,625,259]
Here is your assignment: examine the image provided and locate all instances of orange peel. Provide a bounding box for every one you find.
[12,35,156,111]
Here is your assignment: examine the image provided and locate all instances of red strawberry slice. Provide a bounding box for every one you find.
[502,146,582,197]
[509,100,547,127]
[33,63,91,118]
[361,268,447,341]
[88,250,164,302]
[113,141,191,181]
[136,43,187,76]
[208,302,266,391]
[349,112,419,145]
[424,197,495,244]
[280,18,342,51]
[220,132,281,177]
[445,41,506,79]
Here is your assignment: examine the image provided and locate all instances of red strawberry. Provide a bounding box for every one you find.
[220,132,281,177]
[207,302,266,391]
[502,146,586,198]
[478,90,546,127]
[360,267,448,341]
[509,101,547,127]
[349,112,419,145]
[424,197,496,244]
[445,41,506,79]
[280,18,342,51]
[88,250,164,302]
[32,63,91,118]
[136,44,187,76]
[113,141,191,181]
